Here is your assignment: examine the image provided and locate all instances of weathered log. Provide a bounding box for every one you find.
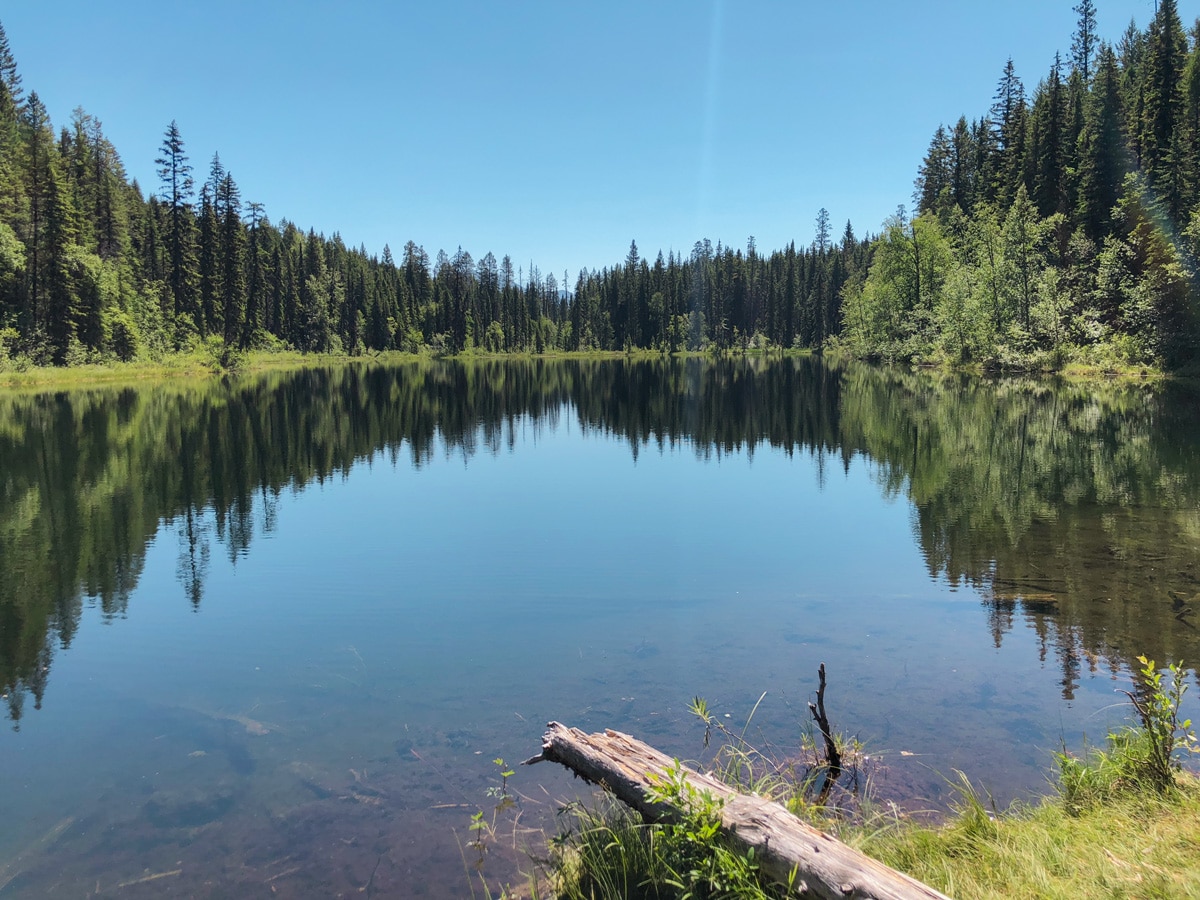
[526,722,951,900]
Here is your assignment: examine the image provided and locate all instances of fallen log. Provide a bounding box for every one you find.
[526,722,951,900]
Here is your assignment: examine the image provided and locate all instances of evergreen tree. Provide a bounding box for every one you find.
[972,117,999,206]
[1029,54,1069,217]
[18,92,72,347]
[1182,19,1200,211]
[1119,19,1148,164]
[83,115,129,261]
[1108,173,1193,363]
[28,136,78,362]
[197,181,219,334]
[1139,0,1188,217]
[1071,0,1099,82]
[1064,67,1088,213]
[991,59,1029,205]
[917,123,953,214]
[242,201,267,346]
[155,121,196,338]
[1076,44,1127,241]
[60,109,97,254]
[815,208,831,254]
[218,172,245,345]
[0,20,22,122]
[950,117,976,211]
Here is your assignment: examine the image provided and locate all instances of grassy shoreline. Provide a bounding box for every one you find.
[0,349,402,391]
[0,347,716,391]
[533,659,1200,900]
[532,778,1200,899]
[852,776,1200,899]
[0,344,1187,393]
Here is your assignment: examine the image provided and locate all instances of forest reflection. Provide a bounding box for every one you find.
[3,356,1199,726]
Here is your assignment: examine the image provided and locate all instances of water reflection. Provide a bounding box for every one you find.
[2,357,1200,728]
[836,366,1200,699]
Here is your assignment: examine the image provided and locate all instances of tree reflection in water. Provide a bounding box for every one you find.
[2,357,1199,726]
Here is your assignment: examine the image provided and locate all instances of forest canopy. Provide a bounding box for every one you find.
[0,17,863,367]
[842,0,1200,368]
[0,3,1198,369]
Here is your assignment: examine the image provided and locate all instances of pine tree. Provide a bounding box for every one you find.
[1110,173,1192,363]
[197,181,219,334]
[972,117,999,206]
[155,121,196,337]
[1140,0,1188,217]
[1029,54,1069,217]
[1064,67,1088,215]
[137,193,163,283]
[0,19,22,122]
[84,115,129,261]
[242,201,266,346]
[61,109,97,254]
[991,59,1028,205]
[203,152,225,204]
[298,229,333,351]
[916,126,953,217]
[1071,0,1099,82]
[218,172,244,345]
[1181,20,1200,212]
[950,117,976,212]
[1119,20,1147,164]
[1076,45,1127,241]
[35,151,78,362]
[19,92,68,343]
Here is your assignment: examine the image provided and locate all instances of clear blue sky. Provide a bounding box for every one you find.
[3,1,1164,280]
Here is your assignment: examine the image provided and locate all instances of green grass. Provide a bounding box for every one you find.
[539,758,1200,900]
[0,348,425,390]
[1,341,1178,393]
[541,797,782,900]
[0,345,780,391]
[856,775,1200,899]
[535,659,1200,900]
[541,778,1200,900]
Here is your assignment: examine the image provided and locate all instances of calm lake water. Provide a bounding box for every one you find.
[3,356,1200,897]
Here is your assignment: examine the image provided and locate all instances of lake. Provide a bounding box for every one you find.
[2,356,1199,897]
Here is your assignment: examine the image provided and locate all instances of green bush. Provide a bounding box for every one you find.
[1057,656,1199,811]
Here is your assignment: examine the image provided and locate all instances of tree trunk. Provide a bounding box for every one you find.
[526,722,952,900]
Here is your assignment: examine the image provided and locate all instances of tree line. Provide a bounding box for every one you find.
[0,18,869,366]
[4,4,1197,371]
[843,0,1200,368]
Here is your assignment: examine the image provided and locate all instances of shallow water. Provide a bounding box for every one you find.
[2,357,1200,896]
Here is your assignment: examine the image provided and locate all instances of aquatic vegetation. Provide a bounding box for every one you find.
[1056,656,1200,809]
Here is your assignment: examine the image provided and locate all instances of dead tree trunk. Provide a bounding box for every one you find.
[526,722,951,900]
[808,662,842,803]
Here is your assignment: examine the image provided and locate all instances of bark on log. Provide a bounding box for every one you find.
[526,722,952,900]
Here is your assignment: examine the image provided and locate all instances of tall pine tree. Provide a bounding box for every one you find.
[1139,0,1188,218]
[1071,0,1099,82]
[155,121,196,339]
[1076,44,1127,241]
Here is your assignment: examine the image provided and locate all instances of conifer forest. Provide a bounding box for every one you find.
[1,2,1199,369]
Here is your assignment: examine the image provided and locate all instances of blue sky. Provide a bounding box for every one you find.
[3,1,1165,280]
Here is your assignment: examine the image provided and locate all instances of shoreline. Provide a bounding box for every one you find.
[0,346,1186,393]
